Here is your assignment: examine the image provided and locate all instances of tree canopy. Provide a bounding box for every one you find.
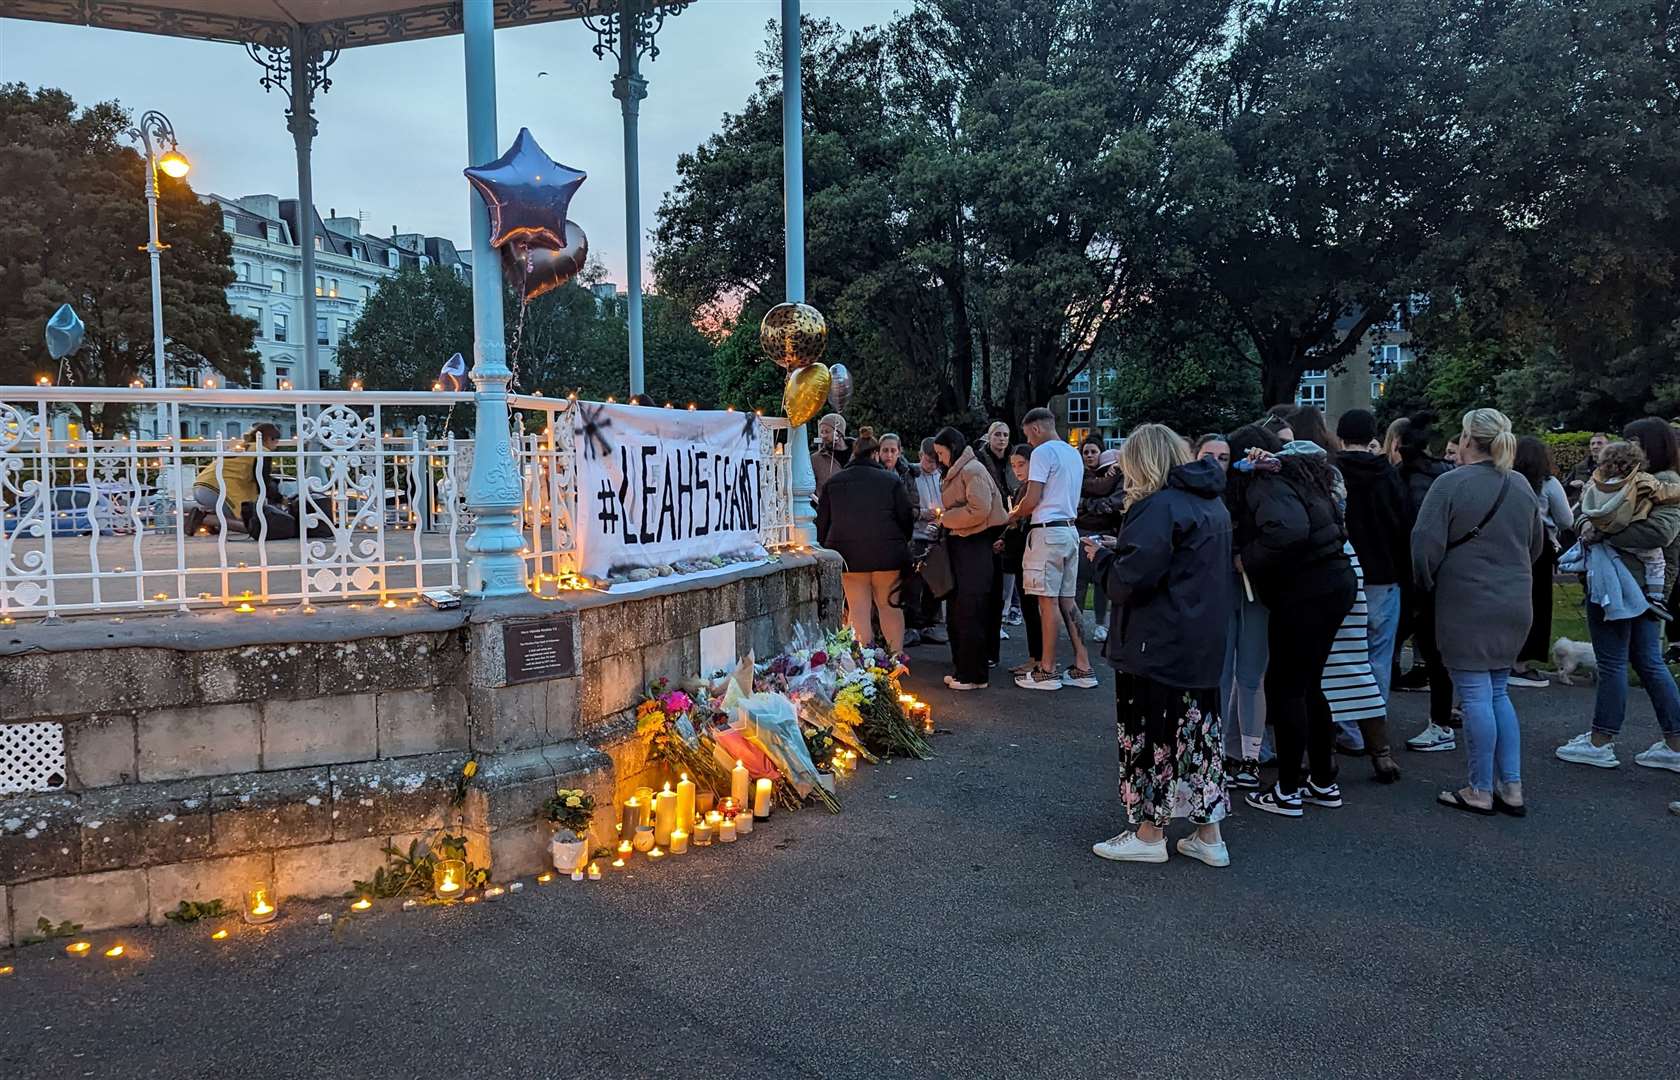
[0,83,256,434]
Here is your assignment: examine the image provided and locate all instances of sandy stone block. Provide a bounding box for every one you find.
[66,715,138,789]
[10,868,147,935]
[272,836,392,900]
[145,853,274,926]
[377,686,469,758]
[261,693,377,770]
[137,703,260,782]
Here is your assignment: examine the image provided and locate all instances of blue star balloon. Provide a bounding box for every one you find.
[45,303,85,360]
[463,128,585,252]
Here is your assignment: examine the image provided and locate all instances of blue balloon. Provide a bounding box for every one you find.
[463,128,586,253]
[45,303,85,360]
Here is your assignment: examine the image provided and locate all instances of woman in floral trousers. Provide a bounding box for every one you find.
[1089,424,1235,866]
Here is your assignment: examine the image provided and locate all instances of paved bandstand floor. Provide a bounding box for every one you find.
[2,635,1676,1079]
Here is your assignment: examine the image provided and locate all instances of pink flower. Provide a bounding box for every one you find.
[810,650,828,667]
[661,690,693,714]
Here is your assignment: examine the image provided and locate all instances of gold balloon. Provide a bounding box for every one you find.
[783,363,832,428]
[759,302,828,370]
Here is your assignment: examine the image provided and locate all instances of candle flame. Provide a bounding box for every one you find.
[350,898,371,911]
[211,929,229,940]
[65,941,91,955]
[104,945,125,958]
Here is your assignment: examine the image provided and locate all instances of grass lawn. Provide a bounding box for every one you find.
[1549,576,1680,682]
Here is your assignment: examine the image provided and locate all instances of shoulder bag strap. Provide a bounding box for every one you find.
[1445,475,1512,551]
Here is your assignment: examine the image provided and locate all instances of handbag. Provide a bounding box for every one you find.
[918,532,956,599]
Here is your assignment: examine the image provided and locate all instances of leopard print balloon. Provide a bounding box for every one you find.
[759,302,828,370]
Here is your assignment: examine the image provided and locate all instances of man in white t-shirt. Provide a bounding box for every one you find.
[1006,407,1096,690]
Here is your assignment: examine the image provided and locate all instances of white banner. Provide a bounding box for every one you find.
[572,402,767,580]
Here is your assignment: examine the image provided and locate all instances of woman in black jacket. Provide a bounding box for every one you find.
[815,435,914,655]
[1227,424,1357,817]
[1089,424,1233,866]
[1394,413,1459,751]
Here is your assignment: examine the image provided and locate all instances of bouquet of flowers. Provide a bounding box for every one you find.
[828,634,930,761]
[637,678,734,798]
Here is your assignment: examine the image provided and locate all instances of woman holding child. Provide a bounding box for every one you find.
[1555,418,1680,772]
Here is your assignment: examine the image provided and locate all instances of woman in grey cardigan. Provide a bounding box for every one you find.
[1412,409,1545,816]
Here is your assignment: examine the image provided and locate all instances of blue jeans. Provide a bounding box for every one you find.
[1449,669,1521,792]
[1365,584,1401,707]
[1587,604,1680,738]
[1220,588,1269,761]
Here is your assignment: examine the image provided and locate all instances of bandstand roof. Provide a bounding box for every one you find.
[0,0,613,49]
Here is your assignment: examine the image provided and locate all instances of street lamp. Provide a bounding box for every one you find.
[128,110,190,440]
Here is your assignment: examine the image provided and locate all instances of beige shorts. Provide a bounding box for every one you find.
[1022,525,1079,598]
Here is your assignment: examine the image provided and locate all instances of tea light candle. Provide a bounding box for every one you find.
[670,828,689,854]
[694,819,714,846]
[244,881,279,924]
[537,872,554,884]
[610,856,625,869]
[731,759,750,807]
[719,817,738,843]
[735,810,753,835]
[212,927,232,938]
[753,777,774,820]
[654,783,677,847]
[433,860,466,900]
[484,885,506,902]
[350,897,372,913]
[402,900,418,911]
[588,862,603,879]
[65,940,92,956]
[571,867,585,881]
[508,882,523,893]
[647,847,665,860]
[676,773,697,831]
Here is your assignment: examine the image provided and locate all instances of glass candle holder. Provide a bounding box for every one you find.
[433,859,467,900]
[244,882,278,924]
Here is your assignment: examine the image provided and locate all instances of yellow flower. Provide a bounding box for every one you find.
[462,760,478,779]
[564,795,582,808]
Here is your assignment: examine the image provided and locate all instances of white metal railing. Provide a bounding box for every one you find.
[0,387,795,619]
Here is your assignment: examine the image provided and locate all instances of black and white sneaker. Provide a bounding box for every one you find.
[1245,783,1303,817]
[1301,779,1343,808]
[1227,759,1261,790]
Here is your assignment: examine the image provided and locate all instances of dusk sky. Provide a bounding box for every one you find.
[0,1,905,288]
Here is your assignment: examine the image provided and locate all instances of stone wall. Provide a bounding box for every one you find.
[0,553,841,944]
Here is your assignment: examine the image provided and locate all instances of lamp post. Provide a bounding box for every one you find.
[129,110,190,440]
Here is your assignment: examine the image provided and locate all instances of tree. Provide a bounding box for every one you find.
[0,84,257,434]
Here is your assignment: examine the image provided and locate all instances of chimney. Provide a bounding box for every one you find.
[330,207,337,218]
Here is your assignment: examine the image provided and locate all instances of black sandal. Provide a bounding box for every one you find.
[1437,790,1496,816]
[1492,794,1527,818]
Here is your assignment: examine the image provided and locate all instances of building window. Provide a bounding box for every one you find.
[314,236,324,251]
[227,422,242,439]
[1301,368,1327,379]
[386,249,399,268]
[336,318,350,341]
[273,312,288,342]
[1295,381,1326,408]
[270,268,285,292]
[1067,395,1092,425]
[315,275,324,297]
[276,366,291,384]
[237,261,251,282]
[361,285,372,303]
[329,278,340,298]
[316,316,329,345]
[222,214,235,233]
[245,305,263,336]
[199,422,211,438]
[1069,370,1092,394]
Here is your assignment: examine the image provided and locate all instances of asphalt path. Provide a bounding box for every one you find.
[2,636,1677,1080]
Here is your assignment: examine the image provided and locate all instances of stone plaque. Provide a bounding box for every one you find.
[504,618,577,684]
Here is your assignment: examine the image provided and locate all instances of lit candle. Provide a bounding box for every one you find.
[731,759,750,808]
[617,839,634,858]
[609,857,625,870]
[670,828,689,854]
[694,819,714,846]
[245,882,278,924]
[647,847,666,860]
[433,859,466,899]
[588,862,603,879]
[65,940,91,956]
[571,867,585,881]
[104,945,125,958]
[654,783,677,847]
[735,809,753,835]
[719,817,738,843]
[675,773,697,831]
[620,796,642,841]
[350,897,372,913]
[753,777,774,820]
[536,872,554,884]
[211,928,230,939]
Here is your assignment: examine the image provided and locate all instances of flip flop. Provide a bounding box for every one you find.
[1437,790,1496,816]
[1492,794,1528,818]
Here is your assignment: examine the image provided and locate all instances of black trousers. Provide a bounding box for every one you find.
[983,530,1005,666]
[1408,589,1456,727]
[947,530,998,684]
[1519,546,1555,665]
[1265,566,1356,794]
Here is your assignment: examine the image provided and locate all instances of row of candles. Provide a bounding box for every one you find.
[900,693,934,735]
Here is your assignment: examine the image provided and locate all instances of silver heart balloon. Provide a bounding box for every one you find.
[826,362,853,411]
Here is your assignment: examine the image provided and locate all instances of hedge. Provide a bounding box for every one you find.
[1542,431,1600,477]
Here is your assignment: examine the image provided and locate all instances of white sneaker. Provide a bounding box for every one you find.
[1092,624,1109,642]
[1633,742,1680,773]
[1175,834,1230,868]
[1556,732,1620,768]
[1015,668,1063,691]
[1092,831,1168,863]
[1406,722,1457,752]
[1670,801,1680,816]
[1062,667,1100,689]
[947,680,988,691]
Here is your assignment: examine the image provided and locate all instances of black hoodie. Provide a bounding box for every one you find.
[1094,458,1234,689]
[1337,449,1411,586]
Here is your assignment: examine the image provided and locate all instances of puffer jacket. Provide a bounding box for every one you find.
[938,447,1008,536]
[1399,456,1451,521]
[1236,465,1349,606]
[1338,449,1410,586]
[1076,467,1126,532]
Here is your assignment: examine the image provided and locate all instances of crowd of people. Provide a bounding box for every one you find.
[812,405,1680,866]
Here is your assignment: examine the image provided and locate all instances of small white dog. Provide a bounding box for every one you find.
[1551,637,1598,686]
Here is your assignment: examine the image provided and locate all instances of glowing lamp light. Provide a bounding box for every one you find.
[157,148,191,179]
[65,940,92,956]
[349,379,364,392]
[203,376,217,389]
[36,375,51,387]
[432,381,444,392]
[433,859,466,899]
[244,882,278,924]
[129,379,144,389]
[103,945,125,958]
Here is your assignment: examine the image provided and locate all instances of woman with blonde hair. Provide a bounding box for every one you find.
[1412,408,1544,815]
[1087,424,1235,865]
